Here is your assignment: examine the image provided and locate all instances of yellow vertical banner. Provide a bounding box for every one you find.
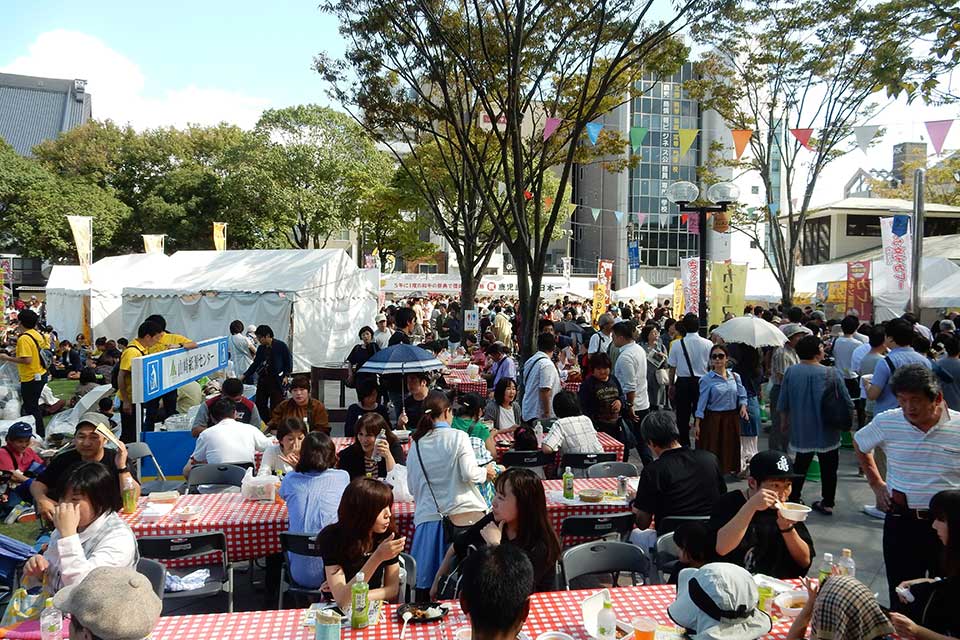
[591,259,614,327]
[142,234,165,254]
[672,278,684,318]
[67,215,93,283]
[213,222,227,251]
[708,262,747,327]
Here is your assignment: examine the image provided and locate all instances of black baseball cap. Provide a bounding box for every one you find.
[748,450,802,481]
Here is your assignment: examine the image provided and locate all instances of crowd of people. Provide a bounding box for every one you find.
[2,291,960,640]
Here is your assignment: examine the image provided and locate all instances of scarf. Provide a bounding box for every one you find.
[813,576,894,640]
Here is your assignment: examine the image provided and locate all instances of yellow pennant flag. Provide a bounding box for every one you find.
[566,202,577,218]
[678,129,699,158]
[213,222,227,251]
[142,234,165,254]
[67,215,93,283]
[708,262,747,327]
[672,278,684,319]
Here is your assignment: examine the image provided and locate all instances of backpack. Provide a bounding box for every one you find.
[25,332,54,372]
[111,344,147,390]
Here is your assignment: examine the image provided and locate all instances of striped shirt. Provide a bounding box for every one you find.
[541,416,603,455]
[854,407,960,508]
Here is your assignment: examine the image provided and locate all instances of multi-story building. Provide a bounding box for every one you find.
[0,72,92,156]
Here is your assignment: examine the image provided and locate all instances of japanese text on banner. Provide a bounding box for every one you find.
[845,260,873,320]
[680,257,700,316]
[708,262,746,327]
[879,216,912,309]
[591,259,614,327]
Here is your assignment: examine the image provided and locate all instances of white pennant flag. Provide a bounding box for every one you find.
[497,181,506,197]
[853,125,880,155]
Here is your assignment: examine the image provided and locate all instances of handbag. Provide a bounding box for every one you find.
[1,575,51,626]
[414,443,473,545]
[821,369,853,432]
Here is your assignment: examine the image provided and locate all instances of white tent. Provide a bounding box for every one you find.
[121,249,378,370]
[45,254,172,341]
[922,270,960,308]
[612,277,660,302]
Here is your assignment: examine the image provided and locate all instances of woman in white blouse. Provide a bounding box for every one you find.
[407,390,495,599]
[483,378,522,435]
[23,463,137,591]
[257,417,306,477]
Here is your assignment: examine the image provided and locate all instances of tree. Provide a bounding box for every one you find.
[871,156,960,207]
[359,181,438,271]
[688,0,927,305]
[317,0,700,356]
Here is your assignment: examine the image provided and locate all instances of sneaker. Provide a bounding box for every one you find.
[862,505,886,519]
[3,503,31,524]
[16,507,36,523]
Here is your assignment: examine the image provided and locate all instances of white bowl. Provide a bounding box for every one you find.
[393,429,411,442]
[779,502,812,522]
[174,506,203,521]
[455,628,472,640]
[537,633,575,640]
[774,590,808,617]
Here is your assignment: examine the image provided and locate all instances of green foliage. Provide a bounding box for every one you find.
[871,156,960,207]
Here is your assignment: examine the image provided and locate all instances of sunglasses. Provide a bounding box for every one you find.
[710,353,726,360]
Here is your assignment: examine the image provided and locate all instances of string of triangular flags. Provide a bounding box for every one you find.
[543,115,956,158]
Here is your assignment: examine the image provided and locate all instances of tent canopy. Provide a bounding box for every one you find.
[613,277,659,302]
[922,270,960,308]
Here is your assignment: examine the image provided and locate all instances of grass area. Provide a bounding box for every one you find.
[47,378,79,403]
[0,520,40,545]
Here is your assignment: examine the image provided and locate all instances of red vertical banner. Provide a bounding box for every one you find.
[845,260,873,320]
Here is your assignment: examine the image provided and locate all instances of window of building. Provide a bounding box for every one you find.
[802,217,831,264]
[845,214,881,237]
[418,264,438,274]
[924,217,960,236]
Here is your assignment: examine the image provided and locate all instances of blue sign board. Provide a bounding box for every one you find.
[628,241,641,269]
[131,336,230,404]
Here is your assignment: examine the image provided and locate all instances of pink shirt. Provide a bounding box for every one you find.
[0,444,43,473]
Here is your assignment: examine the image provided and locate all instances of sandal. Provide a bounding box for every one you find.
[812,500,833,516]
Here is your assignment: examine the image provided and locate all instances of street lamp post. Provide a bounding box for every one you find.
[665,180,740,336]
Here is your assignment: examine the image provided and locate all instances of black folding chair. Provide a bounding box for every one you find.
[500,450,552,470]
[559,512,636,545]
[279,532,325,609]
[137,532,234,613]
[399,552,417,604]
[560,541,649,590]
[186,463,248,494]
[136,557,167,599]
[586,461,639,478]
[559,452,616,476]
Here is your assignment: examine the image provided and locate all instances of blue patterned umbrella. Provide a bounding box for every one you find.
[357,343,443,375]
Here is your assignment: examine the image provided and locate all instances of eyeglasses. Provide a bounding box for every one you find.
[710,353,726,360]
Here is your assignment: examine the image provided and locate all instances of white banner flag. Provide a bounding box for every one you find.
[67,215,93,283]
[879,215,912,308]
[680,257,700,316]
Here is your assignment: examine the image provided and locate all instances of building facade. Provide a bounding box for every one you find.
[0,72,92,156]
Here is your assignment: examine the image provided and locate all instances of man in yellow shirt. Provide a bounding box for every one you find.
[144,314,198,426]
[0,309,50,436]
[117,320,164,443]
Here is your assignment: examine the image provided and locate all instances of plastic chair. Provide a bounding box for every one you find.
[586,461,638,478]
[136,557,167,599]
[279,532,325,609]
[399,552,417,604]
[500,450,552,469]
[559,512,636,544]
[125,442,184,495]
[653,532,680,585]
[186,463,248,494]
[560,540,649,590]
[137,532,233,613]
[559,452,616,474]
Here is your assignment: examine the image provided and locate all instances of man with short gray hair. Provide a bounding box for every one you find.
[588,314,615,355]
[854,363,960,610]
[629,411,726,535]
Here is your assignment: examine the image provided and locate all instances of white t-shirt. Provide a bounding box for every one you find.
[588,332,613,355]
[521,353,561,421]
[229,333,255,376]
[191,418,273,465]
[613,342,650,411]
[666,334,713,378]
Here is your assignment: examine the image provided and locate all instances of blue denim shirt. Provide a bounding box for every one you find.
[696,370,747,419]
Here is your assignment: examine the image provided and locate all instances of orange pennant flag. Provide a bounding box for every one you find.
[790,128,815,150]
[523,190,533,200]
[545,196,554,207]
[731,129,753,160]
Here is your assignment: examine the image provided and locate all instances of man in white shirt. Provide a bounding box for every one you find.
[666,313,713,448]
[183,397,272,476]
[832,315,866,429]
[588,314,615,355]
[542,390,603,457]
[613,321,652,465]
[372,314,393,349]
[520,333,561,424]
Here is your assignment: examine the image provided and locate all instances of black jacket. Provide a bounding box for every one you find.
[244,339,292,384]
[336,440,406,480]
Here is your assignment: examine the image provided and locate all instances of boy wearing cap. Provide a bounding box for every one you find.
[55,566,162,640]
[31,413,138,523]
[0,421,44,519]
[711,450,814,579]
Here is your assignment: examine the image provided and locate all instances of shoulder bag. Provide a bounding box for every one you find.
[821,369,853,432]
[414,440,473,546]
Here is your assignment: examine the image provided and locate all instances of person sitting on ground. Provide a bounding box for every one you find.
[191,377,261,436]
[52,340,83,380]
[540,390,603,457]
[711,450,814,579]
[68,369,100,408]
[785,575,895,640]
[432,467,561,596]
[483,378,522,435]
[630,411,726,538]
[54,566,162,640]
[31,413,138,524]
[889,489,960,640]
[23,462,138,591]
[460,544,535,640]
[268,375,330,434]
[337,413,405,480]
[318,477,406,609]
[0,421,44,519]
[278,431,350,589]
[257,417,306,477]
[344,377,391,438]
[182,398,272,476]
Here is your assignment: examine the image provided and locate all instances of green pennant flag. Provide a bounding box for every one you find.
[591,208,600,221]
[630,127,648,152]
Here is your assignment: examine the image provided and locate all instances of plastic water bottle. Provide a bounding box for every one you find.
[817,553,835,584]
[371,429,386,463]
[597,595,617,640]
[121,474,138,514]
[40,598,62,640]
[562,466,575,500]
[350,571,370,629]
[837,548,856,577]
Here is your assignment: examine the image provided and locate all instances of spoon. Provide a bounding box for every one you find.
[400,611,413,640]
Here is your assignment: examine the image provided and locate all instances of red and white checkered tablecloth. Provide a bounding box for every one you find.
[120,493,288,565]
[445,359,470,369]
[562,381,581,393]
[151,583,804,640]
[494,431,624,462]
[444,368,488,395]
[255,437,413,471]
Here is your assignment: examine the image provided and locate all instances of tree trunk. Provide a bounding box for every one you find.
[514,255,542,362]
[459,270,478,313]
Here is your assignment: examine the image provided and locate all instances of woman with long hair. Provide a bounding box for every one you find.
[890,489,960,639]
[407,390,494,599]
[693,344,748,475]
[317,477,406,609]
[483,377,521,434]
[337,412,406,480]
[277,431,350,588]
[430,467,561,596]
[257,417,306,477]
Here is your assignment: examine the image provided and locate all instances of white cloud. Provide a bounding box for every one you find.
[1,30,271,130]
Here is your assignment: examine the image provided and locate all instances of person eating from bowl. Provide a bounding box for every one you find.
[710,450,814,579]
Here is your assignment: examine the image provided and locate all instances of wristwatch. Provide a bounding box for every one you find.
[118,465,131,474]
[779,524,796,533]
